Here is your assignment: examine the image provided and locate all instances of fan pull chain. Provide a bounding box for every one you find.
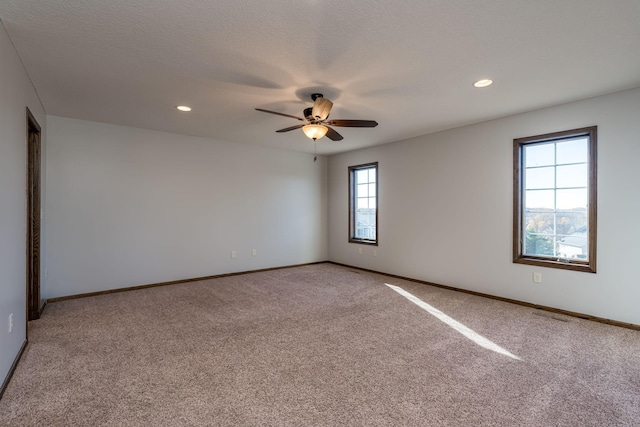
[313,140,317,163]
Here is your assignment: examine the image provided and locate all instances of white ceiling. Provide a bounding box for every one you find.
[1,1,639,155]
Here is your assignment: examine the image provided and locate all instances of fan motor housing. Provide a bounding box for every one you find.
[303,107,313,119]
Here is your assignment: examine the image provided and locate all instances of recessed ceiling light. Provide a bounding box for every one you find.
[176,105,192,112]
[473,79,493,88]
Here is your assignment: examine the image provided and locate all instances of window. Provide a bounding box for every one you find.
[513,126,597,272]
[349,162,378,245]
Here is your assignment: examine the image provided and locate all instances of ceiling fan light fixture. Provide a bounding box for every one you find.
[302,124,328,141]
[312,97,333,120]
[256,93,377,142]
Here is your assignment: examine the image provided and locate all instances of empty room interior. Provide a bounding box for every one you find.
[1,1,639,425]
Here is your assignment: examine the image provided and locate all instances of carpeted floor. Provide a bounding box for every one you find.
[1,263,639,426]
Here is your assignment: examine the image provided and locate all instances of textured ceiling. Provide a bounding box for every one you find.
[1,0,639,154]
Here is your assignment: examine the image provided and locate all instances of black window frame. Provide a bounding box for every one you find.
[349,162,378,245]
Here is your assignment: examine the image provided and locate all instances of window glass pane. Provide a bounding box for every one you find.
[524,233,555,256]
[356,227,376,240]
[525,189,554,209]
[525,166,554,189]
[368,183,376,197]
[357,198,368,209]
[356,169,368,182]
[558,234,588,259]
[556,138,587,164]
[556,164,587,188]
[557,188,587,210]
[525,143,554,167]
[355,209,376,239]
[368,168,376,183]
[556,212,588,236]
[369,197,376,209]
[357,183,368,197]
[524,212,554,234]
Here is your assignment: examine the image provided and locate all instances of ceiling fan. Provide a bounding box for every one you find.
[255,93,378,141]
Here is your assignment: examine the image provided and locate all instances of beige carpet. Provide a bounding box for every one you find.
[1,263,639,426]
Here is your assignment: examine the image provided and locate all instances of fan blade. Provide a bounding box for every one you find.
[325,126,343,141]
[312,97,333,120]
[255,108,305,121]
[325,119,378,128]
[276,124,304,133]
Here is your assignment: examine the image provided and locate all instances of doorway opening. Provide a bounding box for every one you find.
[26,108,42,321]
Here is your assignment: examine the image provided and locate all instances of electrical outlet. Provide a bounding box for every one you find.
[252,249,257,256]
[373,249,377,257]
[533,272,542,283]
[8,313,13,333]
[231,251,236,259]
[358,247,362,254]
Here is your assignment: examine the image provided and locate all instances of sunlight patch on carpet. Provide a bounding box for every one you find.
[385,284,521,360]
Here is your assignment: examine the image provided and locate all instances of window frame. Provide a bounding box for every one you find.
[349,162,378,245]
[513,126,597,273]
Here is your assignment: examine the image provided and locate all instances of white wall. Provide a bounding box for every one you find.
[328,87,640,325]
[45,116,327,298]
[0,21,46,387]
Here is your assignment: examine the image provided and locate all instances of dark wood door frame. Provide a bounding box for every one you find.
[26,108,43,321]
